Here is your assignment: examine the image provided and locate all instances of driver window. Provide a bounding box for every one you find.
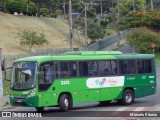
[38,62,54,91]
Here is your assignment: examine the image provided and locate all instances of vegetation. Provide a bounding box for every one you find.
[0,13,85,55]
[155,52,160,64]
[119,0,146,16]
[87,19,104,43]
[126,28,160,53]
[119,10,160,30]
[3,79,10,96]
[5,0,26,14]
[4,0,37,15]
[39,8,49,17]
[16,29,49,52]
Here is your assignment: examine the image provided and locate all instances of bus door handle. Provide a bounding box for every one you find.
[52,87,55,91]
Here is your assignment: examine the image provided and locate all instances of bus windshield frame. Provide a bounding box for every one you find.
[11,61,37,91]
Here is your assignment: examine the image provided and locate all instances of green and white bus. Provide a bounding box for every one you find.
[10,51,156,111]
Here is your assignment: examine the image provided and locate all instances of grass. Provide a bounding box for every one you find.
[3,79,10,96]
[105,28,117,36]
[155,52,160,64]
[0,12,85,55]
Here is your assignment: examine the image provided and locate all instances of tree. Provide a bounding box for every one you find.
[87,19,104,43]
[126,28,160,53]
[39,8,49,16]
[5,0,26,14]
[26,1,37,15]
[16,29,49,52]
[119,0,146,16]
[55,9,62,16]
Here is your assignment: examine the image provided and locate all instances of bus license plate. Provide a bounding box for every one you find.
[17,100,22,102]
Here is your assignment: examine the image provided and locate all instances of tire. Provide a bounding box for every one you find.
[121,89,134,105]
[35,107,44,112]
[59,94,70,112]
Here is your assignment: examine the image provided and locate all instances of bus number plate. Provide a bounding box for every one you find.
[17,100,22,103]
[61,81,70,85]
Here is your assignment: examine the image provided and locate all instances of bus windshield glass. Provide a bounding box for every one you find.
[11,62,37,90]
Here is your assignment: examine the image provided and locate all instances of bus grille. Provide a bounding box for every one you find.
[13,95,27,99]
[13,102,27,106]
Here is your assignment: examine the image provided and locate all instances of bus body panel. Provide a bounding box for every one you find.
[10,51,157,108]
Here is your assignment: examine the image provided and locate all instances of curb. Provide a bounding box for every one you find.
[0,105,14,111]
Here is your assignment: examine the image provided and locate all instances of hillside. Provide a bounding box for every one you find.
[0,12,85,55]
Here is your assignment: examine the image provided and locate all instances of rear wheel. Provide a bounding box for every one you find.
[119,89,134,105]
[59,94,70,112]
[35,107,44,112]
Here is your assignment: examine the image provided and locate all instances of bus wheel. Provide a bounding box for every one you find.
[35,107,44,111]
[121,89,134,105]
[59,94,70,112]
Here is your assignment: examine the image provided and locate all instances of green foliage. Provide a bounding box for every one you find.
[87,7,96,18]
[126,28,160,53]
[100,17,109,28]
[4,0,37,15]
[72,1,84,12]
[27,1,37,15]
[5,0,26,14]
[87,19,105,43]
[50,13,57,18]
[39,8,49,16]
[16,29,49,52]
[55,9,62,16]
[119,0,146,16]
[118,10,160,30]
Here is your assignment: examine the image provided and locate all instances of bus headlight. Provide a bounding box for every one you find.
[27,89,36,98]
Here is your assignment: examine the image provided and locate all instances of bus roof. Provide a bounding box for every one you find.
[64,51,123,55]
[14,51,155,63]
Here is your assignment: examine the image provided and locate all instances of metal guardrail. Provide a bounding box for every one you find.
[87,30,131,51]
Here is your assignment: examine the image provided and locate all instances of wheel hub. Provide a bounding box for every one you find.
[64,99,69,107]
[125,93,132,103]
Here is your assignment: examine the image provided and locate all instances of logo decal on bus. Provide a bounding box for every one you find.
[86,76,124,88]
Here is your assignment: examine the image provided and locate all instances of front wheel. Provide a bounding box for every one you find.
[120,89,134,105]
[59,94,70,112]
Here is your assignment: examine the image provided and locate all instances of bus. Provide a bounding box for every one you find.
[10,51,156,111]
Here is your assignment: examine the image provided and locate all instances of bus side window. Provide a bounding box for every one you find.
[119,60,128,74]
[68,62,77,77]
[88,61,98,76]
[99,61,111,75]
[55,63,59,78]
[60,62,77,78]
[127,60,136,74]
[60,62,68,77]
[110,61,117,75]
[144,60,152,73]
[79,62,88,76]
[137,60,145,74]
[99,61,117,76]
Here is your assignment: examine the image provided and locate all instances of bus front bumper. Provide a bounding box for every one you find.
[10,96,39,107]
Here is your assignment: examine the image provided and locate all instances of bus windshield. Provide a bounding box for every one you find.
[11,62,37,90]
